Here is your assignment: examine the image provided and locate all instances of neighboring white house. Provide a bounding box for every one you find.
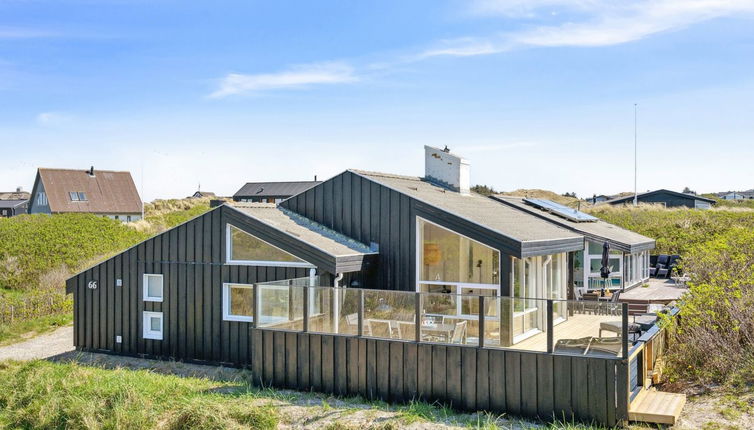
[28,166,143,222]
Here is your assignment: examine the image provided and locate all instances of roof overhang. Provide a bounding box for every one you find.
[224,205,378,274]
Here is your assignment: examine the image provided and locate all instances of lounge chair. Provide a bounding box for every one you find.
[652,254,670,278]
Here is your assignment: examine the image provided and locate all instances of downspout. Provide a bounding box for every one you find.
[333,272,344,288]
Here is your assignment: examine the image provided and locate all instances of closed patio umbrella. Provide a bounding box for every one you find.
[600,241,611,293]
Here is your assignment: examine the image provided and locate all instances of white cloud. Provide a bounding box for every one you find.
[36,112,72,126]
[210,62,357,98]
[429,0,754,57]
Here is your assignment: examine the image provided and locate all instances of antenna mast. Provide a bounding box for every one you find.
[633,103,638,206]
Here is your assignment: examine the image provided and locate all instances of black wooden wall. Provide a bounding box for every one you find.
[249,329,629,426]
[66,206,307,366]
[280,171,514,295]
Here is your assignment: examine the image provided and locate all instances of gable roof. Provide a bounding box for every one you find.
[234,181,321,199]
[493,196,655,253]
[605,189,716,205]
[349,170,583,253]
[36,168,142,214]
[227,203,377,273]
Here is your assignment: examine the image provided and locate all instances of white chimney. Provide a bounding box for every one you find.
[424,145,470,195]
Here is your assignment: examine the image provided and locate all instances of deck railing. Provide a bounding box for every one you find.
[253,278,630,358]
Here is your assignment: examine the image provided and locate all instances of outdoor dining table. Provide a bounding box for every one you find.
[420,323,456,342]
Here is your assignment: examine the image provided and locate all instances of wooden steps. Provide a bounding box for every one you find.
[629,389,686,425]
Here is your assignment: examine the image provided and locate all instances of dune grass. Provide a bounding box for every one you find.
[0,360,278,430]
[0,313,72,346]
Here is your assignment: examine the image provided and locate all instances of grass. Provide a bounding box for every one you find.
[0,359,620,430]
[0,313,72,346]
[0,360,279,430]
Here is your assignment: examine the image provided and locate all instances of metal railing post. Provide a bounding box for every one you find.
[357,289,364,337]
[302,286,309,333]
[252,283,259,329]
[622,302,629,359]
[546,300,554,353]
[415,292,421,342]
[478,295,485,348]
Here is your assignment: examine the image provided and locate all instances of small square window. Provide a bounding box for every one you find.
[144,274,163,302]
[69,192,79,201]
[143,311,163,340]
[78,192,87,201]
[223,283,254,322]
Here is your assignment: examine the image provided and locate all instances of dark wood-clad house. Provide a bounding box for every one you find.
[605,189,716,209]
[233,180,321,203]
[66,146,670,426]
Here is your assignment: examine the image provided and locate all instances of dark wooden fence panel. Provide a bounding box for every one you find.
[248,329,628,426]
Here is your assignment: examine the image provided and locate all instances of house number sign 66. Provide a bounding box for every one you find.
[88,280,98,290]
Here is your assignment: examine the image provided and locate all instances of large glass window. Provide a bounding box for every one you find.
[226,224,312,267]
[418,217,499,286]
[417,217,500,319]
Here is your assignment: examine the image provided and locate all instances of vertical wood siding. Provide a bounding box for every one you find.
[70,206,306,366]
[281,171,514,294]
[249,328,628,426]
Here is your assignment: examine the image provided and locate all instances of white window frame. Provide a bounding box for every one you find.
[225,224,314,268]
[143,311,163,340]
[222,283,255,322]
[143,274,164,302]
[415,216,501,319]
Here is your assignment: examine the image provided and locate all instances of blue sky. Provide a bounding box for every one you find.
[1,0,753,201]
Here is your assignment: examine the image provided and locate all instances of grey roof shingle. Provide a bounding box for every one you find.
[493,196,655,253]
[233,181,321,199]
[230,203,377,258]
[350,170,582,244]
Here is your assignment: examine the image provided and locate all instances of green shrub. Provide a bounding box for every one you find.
[664,227,754,383]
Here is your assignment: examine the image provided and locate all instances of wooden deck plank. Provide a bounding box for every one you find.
[629,391,686,425]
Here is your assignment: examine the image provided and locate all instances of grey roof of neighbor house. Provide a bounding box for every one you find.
[0,191,30,200]
[230,203,377,258]
[0,199,27,209]
[36,168,142,214]
[350,169,583,244]
[493,196,655,253]
[233,181,321,199]
[605,189,716,205]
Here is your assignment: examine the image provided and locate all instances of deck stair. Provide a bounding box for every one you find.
[629,388,686,425]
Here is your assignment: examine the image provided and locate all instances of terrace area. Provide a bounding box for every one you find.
[223,277,678,359]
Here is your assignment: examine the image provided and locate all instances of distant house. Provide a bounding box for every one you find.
[720,191,754,200]
[0,187,29,217]
[191,191,216,199]
[28,167,143,222]
[0,199,28,217]
[589,194,611,204]
[605,189,716,209]
[233,181,321,203]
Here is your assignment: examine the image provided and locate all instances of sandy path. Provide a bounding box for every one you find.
[0,325,74,361]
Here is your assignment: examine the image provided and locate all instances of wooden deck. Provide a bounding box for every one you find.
[629,389,686,425]
[621,278,687,303]
[511,313,623,354]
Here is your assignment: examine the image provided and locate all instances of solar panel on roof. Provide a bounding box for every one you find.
[523,198,598,223]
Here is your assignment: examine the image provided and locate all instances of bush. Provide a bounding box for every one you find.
[664,227,754,383]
